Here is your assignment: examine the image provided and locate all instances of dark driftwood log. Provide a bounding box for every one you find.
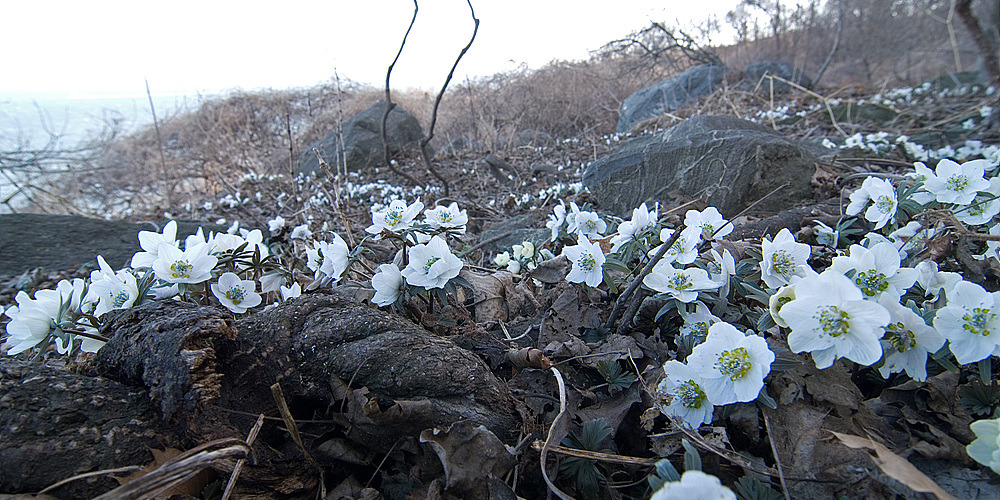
[1,291,520,498]
[0,358,184,498]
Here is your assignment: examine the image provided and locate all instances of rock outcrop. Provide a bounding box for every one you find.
[584,115,817,217]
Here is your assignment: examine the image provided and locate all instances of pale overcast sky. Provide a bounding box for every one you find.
[0,0,743,99]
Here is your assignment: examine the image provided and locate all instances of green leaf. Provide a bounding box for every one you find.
[654,458,681,482]
[582,325,611,343]
[733,475,785,500]
[756,387,778,410]
[603,257,632,274]
[682,439,701,471]
[596,359,637,394]
[655,300,678,323]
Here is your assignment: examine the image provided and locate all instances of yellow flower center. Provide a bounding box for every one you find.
[770,250,795,277]
[855,270,889,297]
[579,253,596,272]
[885,322,917,353]
[963,307,996,336]
[225,286,246,305]
[716,347,753,381]
[947,174,969,192]
[817,305,851,337]
[170,260,192,279]
[677,380,707,409]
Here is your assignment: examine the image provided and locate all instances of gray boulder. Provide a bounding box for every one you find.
[584,115,817,217]
[297,100,424,176]
[0,214,227,279]
[739,61,812,92]
[616,65,727,134]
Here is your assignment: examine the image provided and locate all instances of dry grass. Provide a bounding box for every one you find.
[22,2,989,220]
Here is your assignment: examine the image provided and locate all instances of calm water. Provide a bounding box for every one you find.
[0,93,199,211]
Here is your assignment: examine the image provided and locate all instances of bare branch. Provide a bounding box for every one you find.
[418,0,480,198]
[381,0,424,188]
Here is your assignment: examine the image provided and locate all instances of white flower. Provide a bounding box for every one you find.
[423,202,468,234]
[290,224,313,239]
[567,203,606,239]
[769,285,797,328]
[684,207,732,240]
[4,289,61,355]
[643,262,717,303]
[679,301,721,346]
[967,417,1000,474]
[656,226,702,265]
[401,236,463,289]
[131,220,179,268]
[205,232,247,254]
[610,203,657,253]
[814,221,839,247]
[268,216,286,234]
[706,247,736,297]
[780,270,891,369]
[86,255,139,316]
[306,233,350,283]
[563,236,606,287]
[513,241,535,261]
[366,199,424,235]
[650,470,736,500]
[953,176,1000,226]
[829,242,917,300]
[152,244,217,284]
[760,228,811,288]
[984,223,1000,261]
[258,272,283,293]
[923,159,990,205]
[932,280,1000,365]
[211,272,262,314]
[845,176,898,230]
[371,264,406,306]
[238,228,270,258]
[494,251,511,268]
[507,259,522,274]
[905,161,938,205]
[546,200,567,242]
[4,279,98,355]
[279,282,301,301]
[656,360,715,427]
[687,322,774,405]
[877,297,945,382]
[914,260,962,299]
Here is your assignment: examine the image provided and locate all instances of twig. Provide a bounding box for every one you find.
[144,78,172,208]
[38,466,145,495]
[92,439,249,500]
[381,0,423,188]
[460,230,514,257]
[418,0,480,197]
[539,367,574,500]
[531,441,659,466]
[604,225,685,331]
[763,411,791,500]
[221,413,265,500]
[270,383,313,463]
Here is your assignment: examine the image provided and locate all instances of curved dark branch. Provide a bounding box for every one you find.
[419,0,480,198]
[381,0,423,188]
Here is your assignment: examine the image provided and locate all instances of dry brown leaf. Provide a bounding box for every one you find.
[830,431,956,500]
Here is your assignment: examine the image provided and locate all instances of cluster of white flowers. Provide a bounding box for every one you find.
[771,156,1000,379]
[494,241,554,275]
[656,322,773,427]
[366,200,468,307]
